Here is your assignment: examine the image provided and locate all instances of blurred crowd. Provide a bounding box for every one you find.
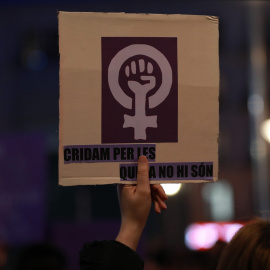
[0,239,227,270]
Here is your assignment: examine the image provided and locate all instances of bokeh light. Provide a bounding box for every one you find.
[185,222,244,250]
[161,183,181,196]
[260,118,270,143]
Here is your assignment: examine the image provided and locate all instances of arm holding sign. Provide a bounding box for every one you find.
[80,156,167,270]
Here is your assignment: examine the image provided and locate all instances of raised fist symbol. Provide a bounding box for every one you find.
[126,59,156,93]
[108,44,172,140]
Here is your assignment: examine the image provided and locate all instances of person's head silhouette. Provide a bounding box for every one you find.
[217,219,270,270]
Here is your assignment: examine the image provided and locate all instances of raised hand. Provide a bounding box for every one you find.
[116,156,167,251]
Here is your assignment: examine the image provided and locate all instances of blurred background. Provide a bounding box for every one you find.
[0,1,270,270]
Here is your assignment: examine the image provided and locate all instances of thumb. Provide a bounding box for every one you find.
[136,155,150,192]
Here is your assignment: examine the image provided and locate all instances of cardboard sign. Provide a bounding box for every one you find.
[58,12,219,185]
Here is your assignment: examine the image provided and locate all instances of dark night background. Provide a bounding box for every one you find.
[0,1,270,270]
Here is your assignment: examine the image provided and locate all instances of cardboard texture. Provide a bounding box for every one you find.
[58,12,219,185]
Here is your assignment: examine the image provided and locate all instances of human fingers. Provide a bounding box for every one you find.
[153,199,162,214]
[151,184,168,201]
[152,192,167,211]
[136,155,150,194]
[151,185,167,214]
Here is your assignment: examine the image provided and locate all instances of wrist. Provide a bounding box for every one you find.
[115,221,145,251]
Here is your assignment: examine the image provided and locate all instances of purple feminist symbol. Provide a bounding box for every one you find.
[108,44,172,140]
